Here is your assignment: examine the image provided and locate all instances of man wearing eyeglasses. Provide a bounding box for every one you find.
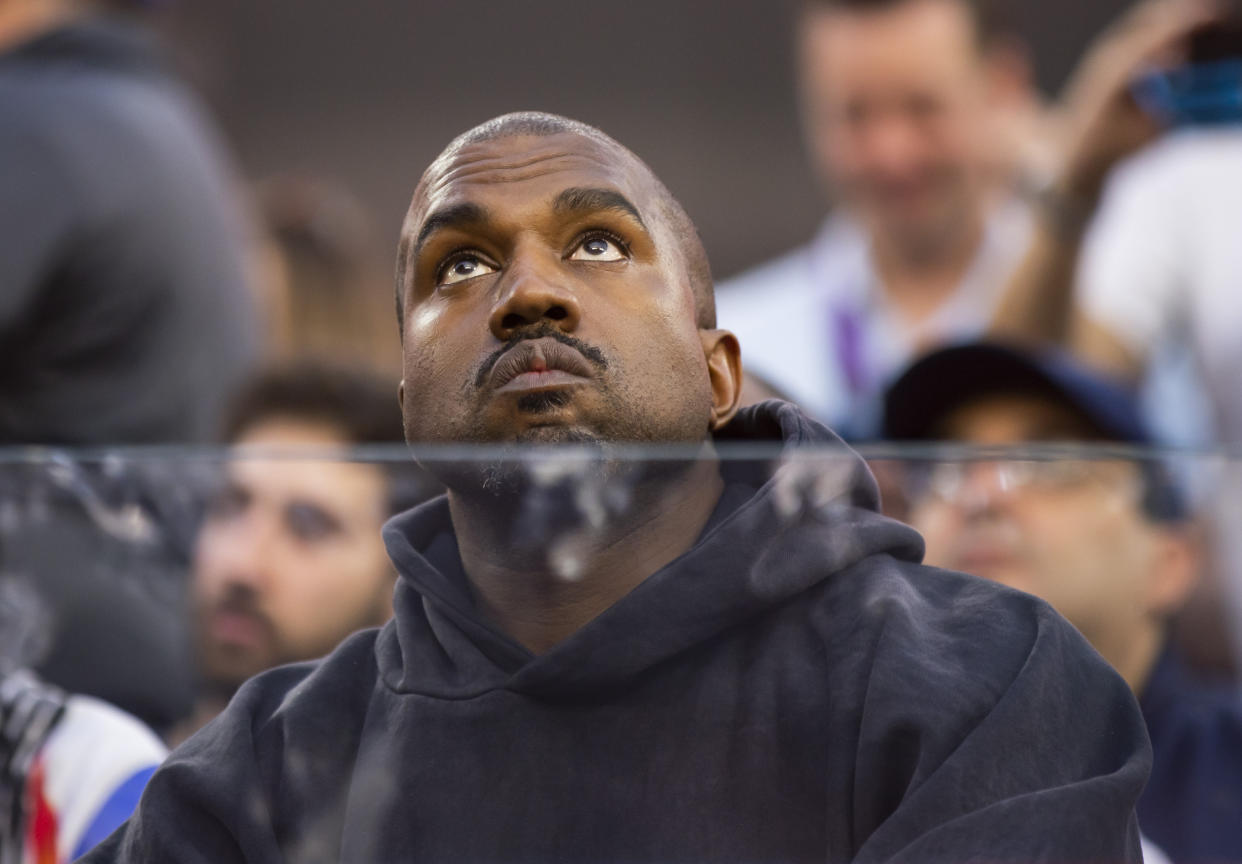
[883,340,1242,864]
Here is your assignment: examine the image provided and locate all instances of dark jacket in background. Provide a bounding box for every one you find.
[88,403,1150,863]
[0,15,256,445]
[1139,648,1242,863]
[0,15,256,731]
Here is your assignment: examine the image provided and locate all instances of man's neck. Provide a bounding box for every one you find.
[450,455,725,656]
[1107,625,1166,698]
[0,0,83,54]
[166,690,231,748]
[870,209,985,332]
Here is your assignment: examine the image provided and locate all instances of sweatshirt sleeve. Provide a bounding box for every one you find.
[848,572,1150,864]
[78,685,289,864]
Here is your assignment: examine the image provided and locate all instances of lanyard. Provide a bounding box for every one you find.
[807,227,873,405]
[831,303,869,401]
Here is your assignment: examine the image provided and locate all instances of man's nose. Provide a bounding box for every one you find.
[862,113,924,178]
[204,511,274,593]
[487,248,582,341]
[956,462,1019,514]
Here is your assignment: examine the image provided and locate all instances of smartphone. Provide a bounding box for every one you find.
[1131,17,1242,127]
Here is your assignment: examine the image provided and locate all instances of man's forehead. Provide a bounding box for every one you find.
[939,393,1102,442]
[230,421,382,492]
[226,455,386,511]
[411,133,652,224]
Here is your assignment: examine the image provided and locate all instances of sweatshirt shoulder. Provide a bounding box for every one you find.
[813,557,1148,860]
[168,628,382,770]
[234,628,383,738]
[115,630,386,862]
[819,555,1107,705]
[840,554,1058,633]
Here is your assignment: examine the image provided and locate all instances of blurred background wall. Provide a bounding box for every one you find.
[157,0,1131,284]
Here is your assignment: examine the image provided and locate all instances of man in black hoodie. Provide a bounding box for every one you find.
[89,112,1149,864]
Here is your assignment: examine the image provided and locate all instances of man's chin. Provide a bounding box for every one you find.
[878,210,950,247]
[864,192,962,246]
[200,648,275,694]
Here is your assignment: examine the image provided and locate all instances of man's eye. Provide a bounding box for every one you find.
[569,235,627,262]
[284,502,341,542]
[438,254,496,286]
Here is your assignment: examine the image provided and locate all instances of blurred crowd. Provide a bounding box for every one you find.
[2,0,1241,860]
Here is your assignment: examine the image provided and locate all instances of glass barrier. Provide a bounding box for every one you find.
[1,442,1238,861]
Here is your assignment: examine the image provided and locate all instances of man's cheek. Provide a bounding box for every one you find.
[406,300,446,340]
[403,343,457,399]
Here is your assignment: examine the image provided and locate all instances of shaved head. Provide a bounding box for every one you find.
[396,112,715,333]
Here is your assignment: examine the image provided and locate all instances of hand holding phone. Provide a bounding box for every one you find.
[1054,0,1225,202]
[1132,16,1242,126]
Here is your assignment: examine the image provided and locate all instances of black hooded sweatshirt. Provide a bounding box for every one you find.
[88,403,1149,863]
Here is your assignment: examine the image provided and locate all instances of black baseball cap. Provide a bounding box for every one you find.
[882,341,1187,522]
[883,341,1150,444]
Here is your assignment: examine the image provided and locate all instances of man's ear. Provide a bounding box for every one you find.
[700,329,743,431]
[398,380,406,409]
[1146,523,1202,618]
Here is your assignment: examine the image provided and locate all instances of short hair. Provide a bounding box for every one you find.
[801,0,1014,46]
[395,112,716,333]
[221,362,439,515]
[256,175,393,370]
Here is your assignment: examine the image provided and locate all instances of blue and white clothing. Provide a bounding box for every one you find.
[1138,648,1242,863]
[0,671,165,864]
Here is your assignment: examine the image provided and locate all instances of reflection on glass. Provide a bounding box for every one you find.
[0,443,1238,862]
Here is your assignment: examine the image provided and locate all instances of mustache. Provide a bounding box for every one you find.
[210,585,273,629]
[473,325,608,389]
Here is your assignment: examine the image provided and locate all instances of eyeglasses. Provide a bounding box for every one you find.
[909,459,1141,505]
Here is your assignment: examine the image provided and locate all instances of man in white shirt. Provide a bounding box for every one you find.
[717,0,1039,436]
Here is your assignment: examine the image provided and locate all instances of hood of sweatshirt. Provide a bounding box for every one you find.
[379,400,925,699]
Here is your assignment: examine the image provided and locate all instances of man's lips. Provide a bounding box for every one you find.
[207,609,271,649]
[489,338,597,392]
[953,540,1022,576]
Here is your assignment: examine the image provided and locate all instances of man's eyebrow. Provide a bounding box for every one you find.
[552,187,646,228]
[413,202,490,257]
